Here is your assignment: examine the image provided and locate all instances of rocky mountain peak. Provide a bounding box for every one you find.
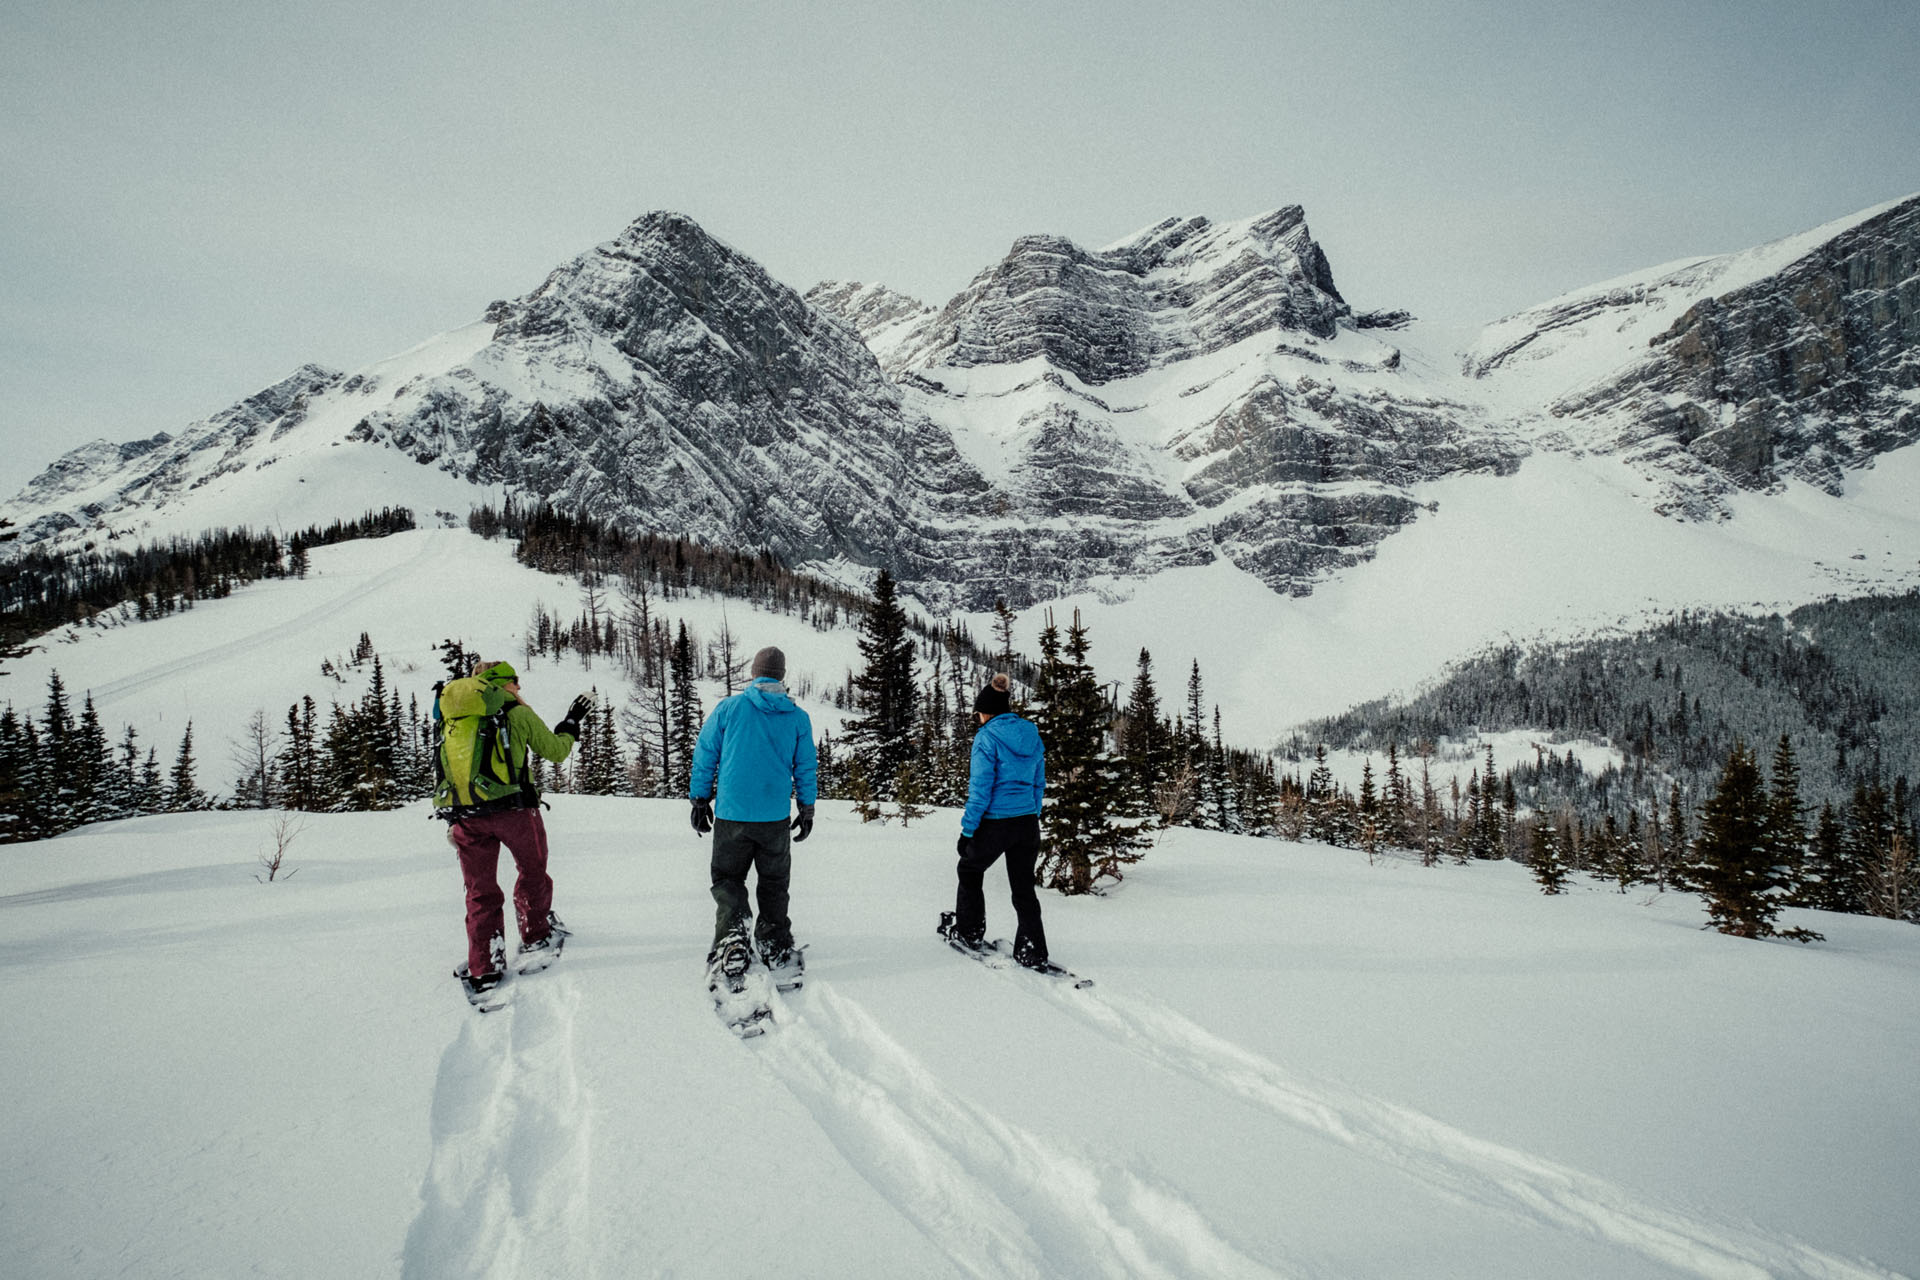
[878,205,1354,383]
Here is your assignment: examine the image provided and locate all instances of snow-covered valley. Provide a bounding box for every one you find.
[2,533,1917,1279]
[6,799,1916,1280]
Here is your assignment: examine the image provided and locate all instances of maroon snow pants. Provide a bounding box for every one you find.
[451,807,554,977]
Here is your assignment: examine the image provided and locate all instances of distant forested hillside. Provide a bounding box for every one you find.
[1302,592,1920,823]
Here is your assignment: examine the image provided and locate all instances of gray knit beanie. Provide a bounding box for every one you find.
[750,646,786,680]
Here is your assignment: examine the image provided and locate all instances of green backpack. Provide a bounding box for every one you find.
[433,677,528,813]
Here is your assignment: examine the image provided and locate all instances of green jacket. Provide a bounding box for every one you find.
[504,701,577,769]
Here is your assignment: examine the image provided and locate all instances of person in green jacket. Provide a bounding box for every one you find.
[445,660,589,996]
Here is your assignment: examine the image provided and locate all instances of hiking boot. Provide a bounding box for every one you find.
[706,931,752,990]
[757,935,796,968]
[456,963,503,995]
[1012,939,1051,970]
[937,911,989,953]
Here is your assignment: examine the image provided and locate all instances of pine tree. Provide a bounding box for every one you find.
[41,672,79,831]
[846,568,917,798]
[1842,782,1891,917]
[668,621,703,797]
[1530,815,1570,894]
[1804,801,1851,912]
[1663,782,1691,891]
[1477,744,1503,859]
[1036,611,1149,894]
[1693,741,1817,941]
[168,722,208,812]
[0,707,29,842]
[1764,734,1809,903]
[1358,758,1380,860]
[1122,648,1169,819]
[74,693,112,826]
[1306,745,1336,843]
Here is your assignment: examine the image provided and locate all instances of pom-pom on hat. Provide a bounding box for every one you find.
[973,672,1012,715]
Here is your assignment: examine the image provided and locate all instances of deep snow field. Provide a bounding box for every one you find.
[3,799,1916,1280]
[2,519,1918,1279]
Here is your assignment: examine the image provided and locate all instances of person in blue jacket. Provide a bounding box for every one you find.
[941,673,1050,966]
[689,645,818,977]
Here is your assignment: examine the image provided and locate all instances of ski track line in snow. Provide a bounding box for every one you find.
[83,532,456,710]
[1012,975,1906,1280]
[401,976,593,1280]
[756,980,1301,1280]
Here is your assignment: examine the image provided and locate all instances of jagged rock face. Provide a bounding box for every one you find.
[1475,194,1920,518]
[5,365,343,545]
[370,214,993,571]
[802,281,934,350]
[14,197,1914,613]
[876,208,1350,383]
[855,207,1517,602]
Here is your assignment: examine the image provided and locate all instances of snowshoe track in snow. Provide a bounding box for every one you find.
[759,980,1293,1280]
[403,975,593,1280]
[1022,979,1900,1280]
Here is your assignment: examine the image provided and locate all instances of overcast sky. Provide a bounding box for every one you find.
[2,0,1915,494]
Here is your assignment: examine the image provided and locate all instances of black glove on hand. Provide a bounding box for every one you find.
[554,694,592,740]
[956,834,972,858]
[792,804,815,842]
[691,796,714,835]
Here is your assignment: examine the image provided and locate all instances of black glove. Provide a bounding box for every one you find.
[691,796,714,835]
[956,834,972,858]
[554,693,593,739]
[792,804,815,842]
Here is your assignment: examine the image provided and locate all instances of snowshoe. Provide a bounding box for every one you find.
[514,925,566,976]
[706,933,753,995]
[455,963,509,1012]
[937,911,992,955]
[762,941,807,993]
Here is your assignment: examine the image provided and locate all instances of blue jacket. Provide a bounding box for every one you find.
[690,679,819,822]
[961,713,1046,835]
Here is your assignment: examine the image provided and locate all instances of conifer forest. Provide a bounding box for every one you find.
[2,506,1915,933]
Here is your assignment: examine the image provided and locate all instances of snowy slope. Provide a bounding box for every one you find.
[3,541,1917,1279]
[1463,194,1918,411]
[4,802,1916,1280]
[967,439,1920,743]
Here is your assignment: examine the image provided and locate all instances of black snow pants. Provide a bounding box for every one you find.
[710,817,793,953]
[954,813,1047,963]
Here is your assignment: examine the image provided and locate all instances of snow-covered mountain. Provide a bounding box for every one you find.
[4,193,1917,632]
[1467,194,1920,517]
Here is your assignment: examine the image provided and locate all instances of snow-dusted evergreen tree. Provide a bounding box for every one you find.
[1803,801,1850,911]
[1036,611,1149,895]
[1358,758,1380,860]
[1842,782,1891,916]
[1305,745,1336,843]
[668,621,702,798]
[40,673,79,831]
[168,722,209,812]
[1530,814,1570,894]
[576,689,625,795]
[73,693,112,826]
[276,697,323,811]
[1764,734,1808,901]
[846,568,917,799]
[1693,740,1818,941]
[1122,647,1171,819]
[0,707,30,842]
